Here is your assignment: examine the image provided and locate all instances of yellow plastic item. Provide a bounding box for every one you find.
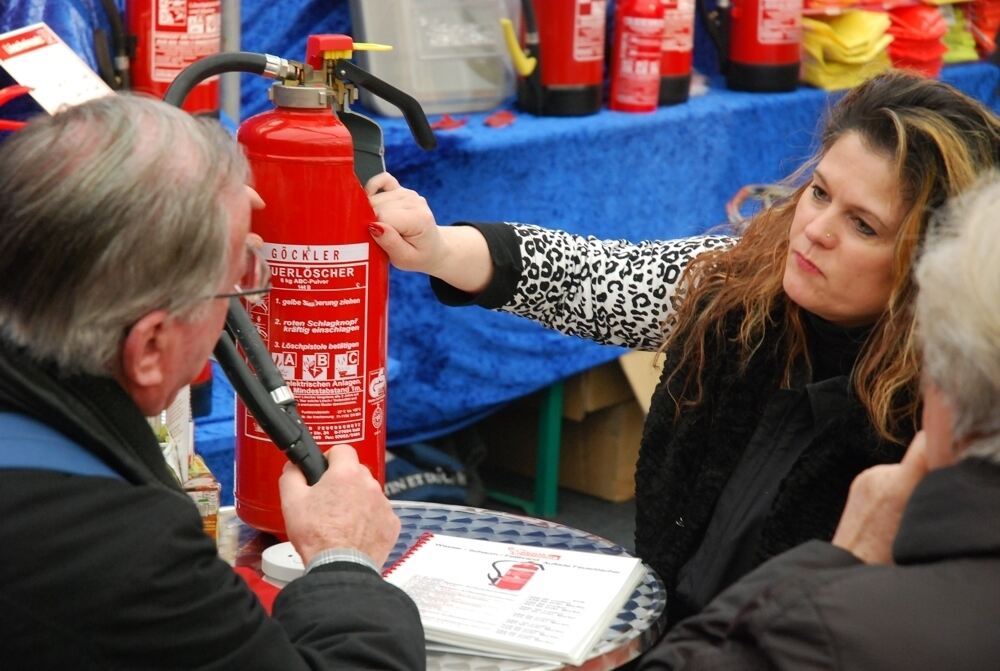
[803,28,894,64]
[802,51,891,90]
[321,41,393,61]
[500,18,537,77]
[803,10,891,54]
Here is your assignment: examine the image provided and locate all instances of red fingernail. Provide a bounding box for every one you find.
[368,222,384,238]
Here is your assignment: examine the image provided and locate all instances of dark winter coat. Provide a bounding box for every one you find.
[0,340,425,670]
[636,309,907,624]
[638,457,1000,670]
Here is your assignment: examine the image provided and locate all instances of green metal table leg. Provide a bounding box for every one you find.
[486,381,564,518]
[533,381,563,517]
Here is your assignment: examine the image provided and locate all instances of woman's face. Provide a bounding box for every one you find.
[783,131,907,327]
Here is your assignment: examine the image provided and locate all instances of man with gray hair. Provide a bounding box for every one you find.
[638,176,1000,670]
[0,94,424,669]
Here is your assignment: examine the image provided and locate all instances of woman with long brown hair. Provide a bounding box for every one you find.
[367,71,1000,624]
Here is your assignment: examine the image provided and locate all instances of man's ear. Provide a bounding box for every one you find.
[117,310,172,409]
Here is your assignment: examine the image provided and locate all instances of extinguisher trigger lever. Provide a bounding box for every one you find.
[331,59,437,151]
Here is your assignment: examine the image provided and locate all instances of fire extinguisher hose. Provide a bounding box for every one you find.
[220,298,327,485]
[163,52,301,109]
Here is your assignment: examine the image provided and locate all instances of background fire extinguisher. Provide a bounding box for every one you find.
[127,0,222,114]
[698,0,802,92]
[164,36,435,537]
[609,0,666,113]
[501,0,607,116]
[659,0,696,105]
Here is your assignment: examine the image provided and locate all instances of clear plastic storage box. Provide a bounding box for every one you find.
[349,0,520,116]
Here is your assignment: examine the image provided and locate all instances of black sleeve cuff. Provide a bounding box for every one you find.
[309,561,379,576]
[429,222,522,309]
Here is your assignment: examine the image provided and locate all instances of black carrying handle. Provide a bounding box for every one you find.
[332,59,437,150]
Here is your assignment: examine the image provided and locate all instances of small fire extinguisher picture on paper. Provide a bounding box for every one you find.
[488,559,546,591]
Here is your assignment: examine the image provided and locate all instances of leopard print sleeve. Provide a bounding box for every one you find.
[500,224,736,351]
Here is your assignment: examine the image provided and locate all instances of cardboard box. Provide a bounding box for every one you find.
[560,358,635,421]
[618,350,661,415]
[480,397,644,503]
[480,352,662,502]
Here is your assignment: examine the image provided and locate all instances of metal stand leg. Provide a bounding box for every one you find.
[487,382,563,518]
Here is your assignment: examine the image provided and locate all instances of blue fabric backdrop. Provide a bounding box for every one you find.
[2,2,998,466]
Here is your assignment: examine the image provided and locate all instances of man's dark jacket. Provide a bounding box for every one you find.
[0,342,425,670]
[638,457,1000,670]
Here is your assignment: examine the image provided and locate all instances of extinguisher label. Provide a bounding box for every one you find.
[244,242,373,444]
[661,0,695,52]
[150,0,222,83]
[757,0,801,45]
[573,0,607,61]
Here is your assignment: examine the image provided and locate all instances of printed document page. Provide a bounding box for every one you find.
[383,533,647,665]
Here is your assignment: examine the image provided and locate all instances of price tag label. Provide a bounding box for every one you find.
[0,22,113,114]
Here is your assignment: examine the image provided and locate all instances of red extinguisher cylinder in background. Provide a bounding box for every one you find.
[659,0,696,105]
[726,0,802,92]
[521,0,607,116]
[610,0,667,112]
[126,0,221,114]
[234,91,389,537]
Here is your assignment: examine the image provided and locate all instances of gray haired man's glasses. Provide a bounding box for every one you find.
[214,243,272,306]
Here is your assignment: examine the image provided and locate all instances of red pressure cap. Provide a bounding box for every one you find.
[305,34,355,70]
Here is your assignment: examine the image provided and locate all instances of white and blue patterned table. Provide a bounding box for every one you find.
[218,500,667,671]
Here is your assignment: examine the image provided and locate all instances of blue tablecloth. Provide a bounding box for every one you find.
[3,3,999,490]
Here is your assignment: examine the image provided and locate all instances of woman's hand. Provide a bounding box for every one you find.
[831,431,931,564]
[366,172,447,274]
[366,172,493,293]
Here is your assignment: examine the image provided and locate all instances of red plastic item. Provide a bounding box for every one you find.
[431,114,468,130]
[887,4,947,78]
[484,110,516,128]
[0,84,31,132]
[306,34,355,70]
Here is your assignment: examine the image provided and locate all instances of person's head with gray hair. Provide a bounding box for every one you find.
[914,174,1000,464]
[0,93,249,375]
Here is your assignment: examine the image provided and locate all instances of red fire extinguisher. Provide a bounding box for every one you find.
[127,0,221,114]
[610,0,667,113]
[163,36,435,537]
[502,0,607,116]
[490,561,545,591]
[699,0,802,92]
[659,0,696,105]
